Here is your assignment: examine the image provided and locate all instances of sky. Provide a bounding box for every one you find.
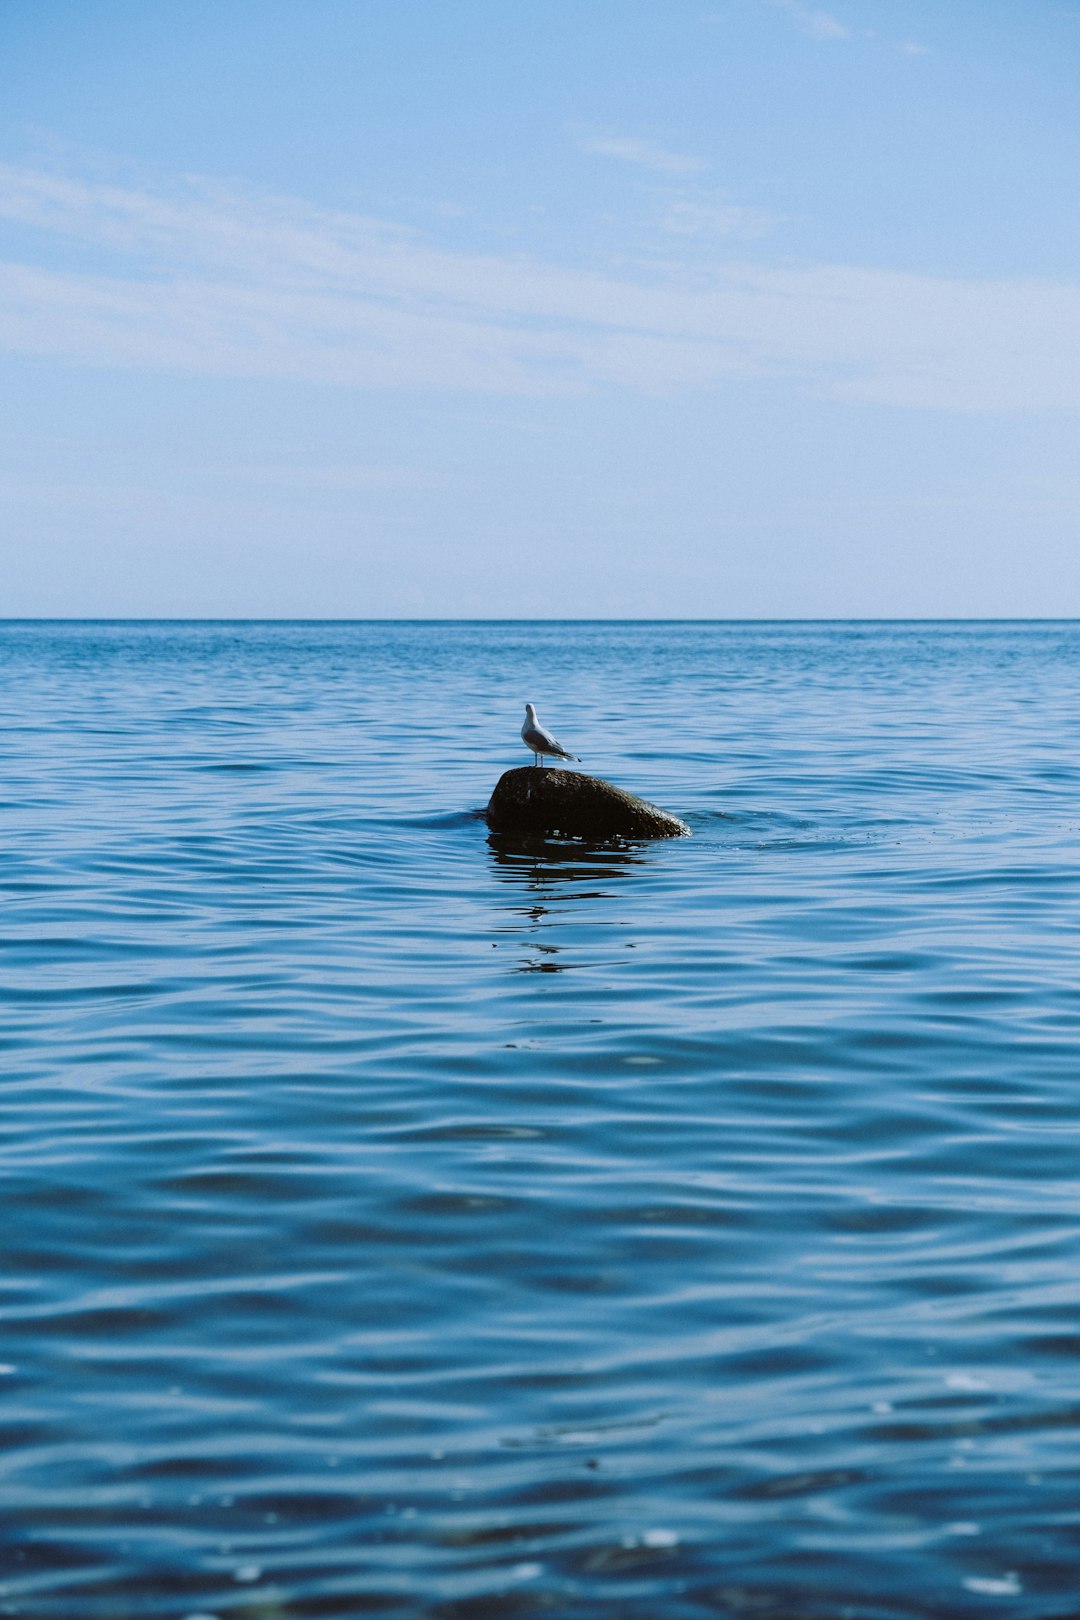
[2,0,1080,618]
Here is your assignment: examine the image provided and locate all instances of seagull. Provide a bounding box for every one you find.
[521,703,580,768]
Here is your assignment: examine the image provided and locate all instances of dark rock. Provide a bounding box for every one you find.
[486,767,690,841]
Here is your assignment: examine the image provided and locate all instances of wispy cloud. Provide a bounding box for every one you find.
[663,193,775,241]
[0,161,1079,412]
[769,1,929,54]
[577,134,707,175]
[226,462,453,492]
[770,0,850,41]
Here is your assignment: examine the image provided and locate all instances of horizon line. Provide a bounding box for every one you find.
[2,616,1080,627]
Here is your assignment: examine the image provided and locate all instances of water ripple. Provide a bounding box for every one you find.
[4,621,1080,1615]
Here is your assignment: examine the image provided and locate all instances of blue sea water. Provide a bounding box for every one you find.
[3,619,1080,1619]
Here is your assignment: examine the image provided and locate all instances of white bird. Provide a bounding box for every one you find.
[521,703,579,768]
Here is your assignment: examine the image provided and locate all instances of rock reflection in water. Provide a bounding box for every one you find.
[487,833,650,974]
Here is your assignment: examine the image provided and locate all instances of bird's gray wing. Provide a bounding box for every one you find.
[523,725,562,752]
[525,728,579,760]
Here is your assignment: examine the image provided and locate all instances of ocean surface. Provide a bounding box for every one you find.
[4,619,1080,1620]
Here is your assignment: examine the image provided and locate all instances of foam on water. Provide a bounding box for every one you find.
[3,620,1080,1617]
